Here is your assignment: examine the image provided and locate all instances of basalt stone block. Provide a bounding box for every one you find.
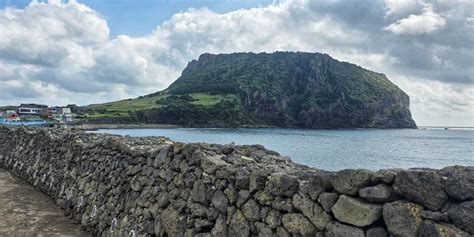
[271,197,293,212]
[366,227,388,237]
[445,166,474,201]
[299,173,332,200]
[393,169,448,210]
[281,213,317,235]
[211,190,228,214]
[419,220,470,237]
[317,192,339,212]
[447,200,474,234]
[265,210,282,229]
[235,168,250,190]
[161,206,186,237]
[325,221,364,237]
[200,155,226,175]
[331,195,381,227]
[242,199,261,221]
[331,169,372,195]
[254,190,274,206]
[211,216,228,236]
[371,169,397,184]
[420,210,449,222]
[293,194,332,230]
[383,201,423,237]
[249,173,266,193]
[359,184,394,202]
[229,210,250,237]
[191,180,208,204]
[266,173,299,197]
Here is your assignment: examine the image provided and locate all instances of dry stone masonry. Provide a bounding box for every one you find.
[0,126,473,237]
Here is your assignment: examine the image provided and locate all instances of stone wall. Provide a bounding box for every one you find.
[0,126,472,237]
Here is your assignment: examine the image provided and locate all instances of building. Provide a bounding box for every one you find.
[51,107,73,123]
[5,110,20,121]
[18,104,48,121]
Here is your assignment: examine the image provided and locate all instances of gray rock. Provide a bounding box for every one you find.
[271,197,293,212]
[419,220,470,237]
[371,169,396,184]
[265,210,281,229]
[131,175,144,192]
[266,173,299,197]
[331,169,372,195]
[293,194,332,230]
[445,166,474,201]
[192,180,208,204]
[254,222,273,237]
[254,190,274,206]
[224,185,237,204]
[331,195,381,227]
[393,170,448,210]
[276,227,290,237]
[317,192,339,212]
[241,199,260,222]
[301,174,332,200]
[235,169,250,190]
[420,210,449,222]
[249,173,266,193]
[229,210,250,237]
[366,227,388,237]
[447,200,474,234]
[281,213,317,235]
[200,155,226,174]
[211,190,229,213]
[211,216,228,237]
[157,192,170,208]
[359,184,394,202]
[383,201,423,237]
[236,190,251,207]
[161,206,186,237]
[325,221,364,237]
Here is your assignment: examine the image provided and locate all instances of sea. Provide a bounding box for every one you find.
[92,128,474,171]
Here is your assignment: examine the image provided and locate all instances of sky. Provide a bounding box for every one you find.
[0,0,472,126]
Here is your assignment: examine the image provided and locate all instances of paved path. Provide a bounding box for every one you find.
[0,169,90,237]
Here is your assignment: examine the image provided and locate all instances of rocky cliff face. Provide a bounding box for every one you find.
[140,52,417,128]
[1,126,472,236]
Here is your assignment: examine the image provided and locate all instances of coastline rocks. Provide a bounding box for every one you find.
[359,184,394,202]
[393,170,448,210]
[293,194,332,230]
[281,213,317,235]
[331,169,372,195]
[266,173,299,197]
[325,221,364,237]
[383,201,423,237]
[317,192,339,212]
[366,227,388,237]
[419,220,470,237]
[331,195,382,227]
[447,201,474,234]
[445,166,474,201]
[0,127,471,237]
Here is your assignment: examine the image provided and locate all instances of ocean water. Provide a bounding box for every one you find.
[93,128,474,171]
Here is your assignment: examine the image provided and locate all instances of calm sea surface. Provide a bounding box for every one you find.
[94,128,474,171]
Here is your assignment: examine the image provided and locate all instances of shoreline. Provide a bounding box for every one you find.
[69,123,180,130]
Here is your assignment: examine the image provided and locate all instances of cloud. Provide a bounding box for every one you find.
[0,0,472,126]
[384,4,446,34]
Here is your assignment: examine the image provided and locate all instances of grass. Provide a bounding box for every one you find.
[82,92,238,118]
[189,93,238,106]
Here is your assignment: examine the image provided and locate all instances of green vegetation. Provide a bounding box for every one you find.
[81,52,417,128]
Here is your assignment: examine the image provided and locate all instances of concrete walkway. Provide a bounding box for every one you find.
[0,169,90,237]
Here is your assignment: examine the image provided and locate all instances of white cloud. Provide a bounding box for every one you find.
[0,0,472,126]
[384,0,422,16]
[384,4,446,34]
